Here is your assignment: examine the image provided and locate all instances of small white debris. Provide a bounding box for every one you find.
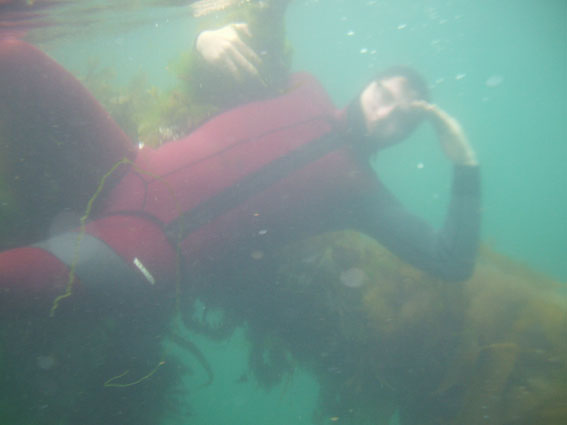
[485,74,504,88]
[340,268,367,288]
[133,257,155,285]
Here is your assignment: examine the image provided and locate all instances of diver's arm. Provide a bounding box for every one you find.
[412,100,478,166]
[353,103,480,281]
[353,165,481,282]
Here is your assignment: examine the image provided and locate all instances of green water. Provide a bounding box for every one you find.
[163,326,321,425]
[3,1,566,424]
[288,0,567,283]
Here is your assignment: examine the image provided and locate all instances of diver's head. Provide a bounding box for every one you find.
[348,66,430,151]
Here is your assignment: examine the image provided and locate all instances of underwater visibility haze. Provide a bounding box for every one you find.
[0,1,566,424]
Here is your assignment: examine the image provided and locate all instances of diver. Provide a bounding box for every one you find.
[0,36,480,316]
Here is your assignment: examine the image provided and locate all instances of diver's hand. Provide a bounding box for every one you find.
[195,23,262,80]
[412,101,478,166]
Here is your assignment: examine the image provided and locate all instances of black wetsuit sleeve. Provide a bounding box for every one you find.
[352,165,481,282]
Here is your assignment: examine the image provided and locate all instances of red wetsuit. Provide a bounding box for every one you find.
[0,39,376,315]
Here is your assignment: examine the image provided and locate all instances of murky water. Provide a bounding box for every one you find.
[1,1,565,424]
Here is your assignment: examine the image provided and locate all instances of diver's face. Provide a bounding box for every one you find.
[360,76,420,146]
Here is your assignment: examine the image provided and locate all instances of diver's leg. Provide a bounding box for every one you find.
[0,38,136,248]
[0,213,177,317]
[0,246,70,315]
